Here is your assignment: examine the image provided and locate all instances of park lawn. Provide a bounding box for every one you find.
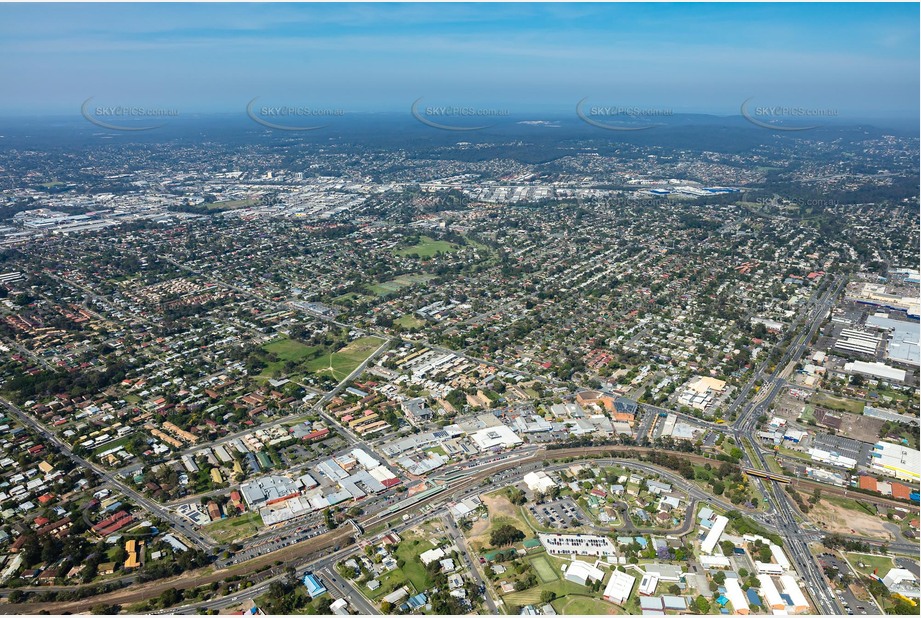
[503,577,597,607]
[393,535,436,592]
[394,236,459,258]
[849,553,894,577]
[263,338,322,362]
[93,435,134,457]
[810,392,865,415]
[205,511,262,543]
[396,314,425,329]
[123,394,141,404]
[333,291,373,304]
[552,594,619,615]
[304,336,384,382]
[366,274,434,297]
[259,338,324,378]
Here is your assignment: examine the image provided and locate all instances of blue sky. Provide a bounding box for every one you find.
[0,2,917,121]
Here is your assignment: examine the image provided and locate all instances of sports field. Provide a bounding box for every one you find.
[529,555,559,583]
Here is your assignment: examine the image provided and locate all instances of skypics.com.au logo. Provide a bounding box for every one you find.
[741,97,838,131]
[81,97,178,131]
[411,98,509,131]
[246,97,344,131]
[577,98,672,131]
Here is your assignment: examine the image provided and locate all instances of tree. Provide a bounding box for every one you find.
[540,590,557,603]
[490,524,525,547]
[694,595,711,613]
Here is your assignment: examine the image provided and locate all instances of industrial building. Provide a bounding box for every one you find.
[871,441,921,482]
[842,360,906,384]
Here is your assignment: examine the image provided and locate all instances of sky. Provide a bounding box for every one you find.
[0,2,918,122]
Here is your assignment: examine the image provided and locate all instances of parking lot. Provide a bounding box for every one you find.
[817,553,874,616]
[809,433,873,466]
[528,498,585,530]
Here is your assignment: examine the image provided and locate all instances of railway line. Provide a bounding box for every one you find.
[2,444,916,613]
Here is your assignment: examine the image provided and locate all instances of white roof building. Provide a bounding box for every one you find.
[603,570,636,605]
[843,360,906,383]
[758,575,785,610]
[779,575,810,612]
[523,471,557,494]
[871,442,921,482]
[755,561,785,575]
[638,571,659,595]
[700,515,729,554]
[724,577,750,615]
[770,544,791,571]
[563,560,605,586]
[882,568,921,598]
[419,547,446,566]
[469,424,523,450]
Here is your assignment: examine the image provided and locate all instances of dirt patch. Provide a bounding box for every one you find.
[466,491,525,552]
[808,499,894,540]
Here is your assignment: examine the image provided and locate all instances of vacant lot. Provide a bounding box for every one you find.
[810,392,865,415]
[467,491,530,552]
[849,553,894,577]
[808,495,894,540]
[205,512,262,543]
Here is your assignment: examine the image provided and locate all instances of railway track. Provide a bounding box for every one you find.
[1,445,914,613]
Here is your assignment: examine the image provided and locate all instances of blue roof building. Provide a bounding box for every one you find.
[303,573,327,598]
[746,588,762,607]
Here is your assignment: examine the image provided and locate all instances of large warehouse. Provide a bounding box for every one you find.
[871,441,921,482]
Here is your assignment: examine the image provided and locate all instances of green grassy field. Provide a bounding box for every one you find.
[821,494,877,516]
[810,392,865,414]
[259,338,324,378]
[205,512,262,543]
[396,314,425,329]
[366,274,433,296]
[333,291,373,304]
[393,535,436,592]
[849,553,893,577]
[363,568,408,599]
[303,336,384,381]
[393,236,459,258]
[263,338,322,362]
[93,435,133,457]
[552,594,618,615]
[503,577,597,607]
[529,555,559,583]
